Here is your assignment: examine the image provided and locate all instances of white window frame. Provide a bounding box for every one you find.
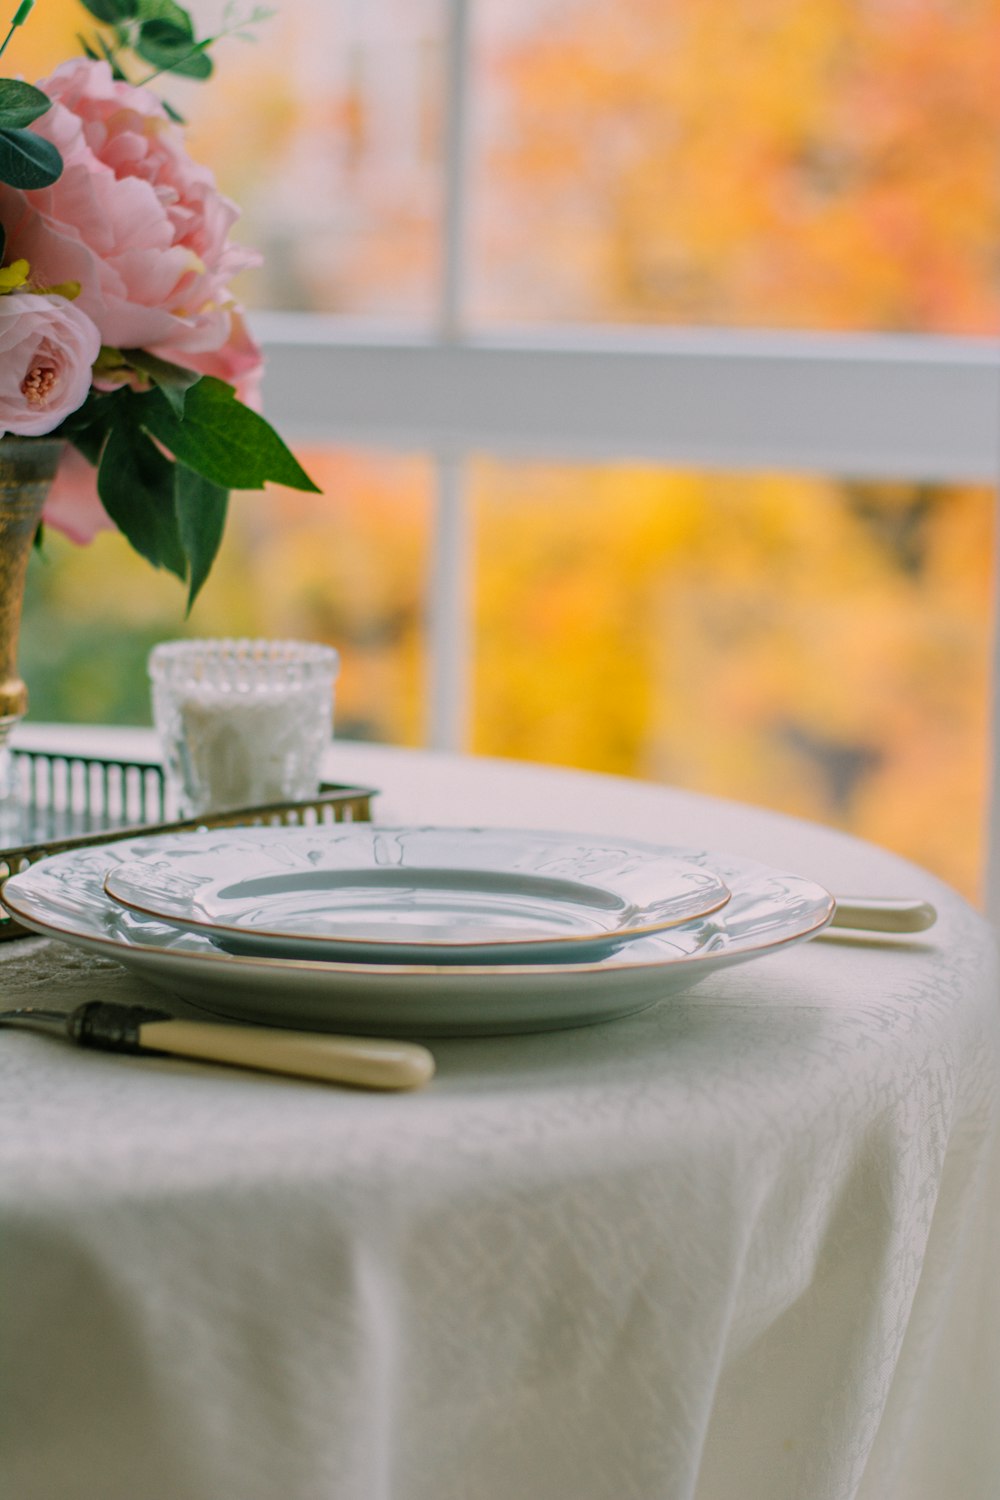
[249,0,1000,916]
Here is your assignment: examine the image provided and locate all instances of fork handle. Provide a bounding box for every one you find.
[830,897,937,934]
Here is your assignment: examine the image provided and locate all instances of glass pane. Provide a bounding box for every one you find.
[15,0,446,319]
[470,460,993,901]
[470,0,1000,334]
[21,449,433,748]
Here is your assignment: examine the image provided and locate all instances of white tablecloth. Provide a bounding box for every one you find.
[2,731,999,1500]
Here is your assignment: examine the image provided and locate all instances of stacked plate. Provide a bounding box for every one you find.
[0,825,836,1036]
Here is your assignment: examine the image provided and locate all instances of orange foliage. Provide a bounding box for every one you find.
[476,0,1000,332]
[471,462,993,896]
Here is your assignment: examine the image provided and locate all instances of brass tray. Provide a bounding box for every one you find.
[0,747,376,941]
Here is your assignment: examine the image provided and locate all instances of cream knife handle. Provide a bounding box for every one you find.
[830,897,937,934]
[138,1019,435,1090]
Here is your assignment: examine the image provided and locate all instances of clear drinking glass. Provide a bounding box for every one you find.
[149,639,340,817]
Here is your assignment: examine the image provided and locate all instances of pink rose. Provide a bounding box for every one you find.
[0,58,259,358]
[0,291,100,436]
[42,440,112,545]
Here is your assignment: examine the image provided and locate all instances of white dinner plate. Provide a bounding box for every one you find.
[101,826,732,963]
[1,830,836,1036]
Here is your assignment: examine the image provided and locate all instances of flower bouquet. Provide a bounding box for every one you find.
[0,0,315,608]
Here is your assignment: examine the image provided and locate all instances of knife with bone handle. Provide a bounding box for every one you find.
[0,1000,436,1090]
[828,897,937,934]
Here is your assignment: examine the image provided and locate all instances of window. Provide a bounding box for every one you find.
[21,0,1000,909]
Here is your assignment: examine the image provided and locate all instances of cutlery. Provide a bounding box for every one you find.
[829,897,937,934]
[0,1000,436,1090]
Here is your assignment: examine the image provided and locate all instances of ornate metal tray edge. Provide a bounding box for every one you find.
[0,747,376,941]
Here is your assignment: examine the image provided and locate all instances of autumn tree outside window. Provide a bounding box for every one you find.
[15,0,1000,911]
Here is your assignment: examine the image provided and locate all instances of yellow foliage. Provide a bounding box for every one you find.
[470,458,993,897]
[15,1,1000,902]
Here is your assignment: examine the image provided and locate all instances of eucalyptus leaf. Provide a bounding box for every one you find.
[98,418,186,580]
[80,0,138,20]
[175,464,229,609]
[0,80,51,130]
[141,377,320,493]
[0,129,62,189]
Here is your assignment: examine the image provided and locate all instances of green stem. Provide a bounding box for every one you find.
[0,0,33,64]
[132,36,212,87]
[131,8,273,88]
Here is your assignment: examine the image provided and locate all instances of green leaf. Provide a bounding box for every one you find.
[98,417,186,579]
[139,15,192,46]
[93,31,129,80]
[141,377,320,493]
[66,426,106,469]
[0,80,51,129]
[141,10,192,40]
[171,49,212,80]
[136,21,212,78]
[136,0,192,26]
[57,405,109,466]
[80,0,138,21]
[55,386,122,453]
[0,129,62,189]
[121,347,201,418]
[171,50,212,80]
[175,464,228,609]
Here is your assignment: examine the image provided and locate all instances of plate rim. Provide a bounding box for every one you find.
[99,825,734,957]
[2,831,836,984]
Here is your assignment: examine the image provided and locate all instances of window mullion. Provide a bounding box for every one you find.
[427,452,473,751]
[986,485,1000,924]
[440,0,473,341]
[424,0,474,753]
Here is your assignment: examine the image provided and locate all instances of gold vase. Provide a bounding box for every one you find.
[0,436,64,814]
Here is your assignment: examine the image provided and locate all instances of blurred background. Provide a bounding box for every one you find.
[16,0,999,900]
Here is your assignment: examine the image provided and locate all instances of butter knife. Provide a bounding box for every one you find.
[0,1000,436,1090]
[829,897,937,933]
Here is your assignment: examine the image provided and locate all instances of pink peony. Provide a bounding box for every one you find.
[151,305,263,410]
[0,291,100,436]
[0,58,260,361]
[42,440,113,545]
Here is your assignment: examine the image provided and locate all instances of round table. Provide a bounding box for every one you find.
[2,729,999,1500]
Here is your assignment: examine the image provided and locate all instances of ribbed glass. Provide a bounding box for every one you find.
[149,638,340,816]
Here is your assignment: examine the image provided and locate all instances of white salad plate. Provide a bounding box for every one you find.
[1,829,836,1036]
[100,825,733,963]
